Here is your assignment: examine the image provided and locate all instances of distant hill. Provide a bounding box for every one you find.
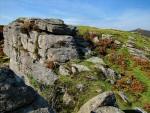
[131,28,150,37]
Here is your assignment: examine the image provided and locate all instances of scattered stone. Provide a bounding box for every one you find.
[102,34,113,40]
[72,64,90,72]
[93,36,100,43]
[76,83,85,92]
[95,89,103,93]
[96,65,121,83]
[128,36,135,40]
[59,65,71,76]
[114,40,121,45]
[77,91,116,113]
[86,57,106,65]
[71,66,78,75]
[63,92,74,105]
[118,91,130,103]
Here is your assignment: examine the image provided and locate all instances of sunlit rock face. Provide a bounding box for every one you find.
[3,18,79,85]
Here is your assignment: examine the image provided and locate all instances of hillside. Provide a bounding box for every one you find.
[131,28,150,37]
[77,26,150,112]
[0,19,150,113]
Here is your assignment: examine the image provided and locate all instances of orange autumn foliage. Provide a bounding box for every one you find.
[144,103,150,112]
[115,75,145,93]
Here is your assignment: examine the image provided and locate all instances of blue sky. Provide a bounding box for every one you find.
[0,0,150,30]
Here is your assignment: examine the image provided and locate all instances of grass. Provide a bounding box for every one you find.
[77,25,130,42]
[133,67,150,87]
[57,67,112,113]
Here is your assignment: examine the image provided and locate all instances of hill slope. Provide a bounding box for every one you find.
[131,28,150,37]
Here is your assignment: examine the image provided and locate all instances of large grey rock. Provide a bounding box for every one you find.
[0,67,54,113]
[77,91,116,113]
[3,18,80,85]
[94,106,125,113]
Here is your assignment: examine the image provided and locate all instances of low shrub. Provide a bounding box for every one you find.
[144,103,150,112]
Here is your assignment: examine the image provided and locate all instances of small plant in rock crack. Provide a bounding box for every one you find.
[46,61,55,69]
[20,20,36,33]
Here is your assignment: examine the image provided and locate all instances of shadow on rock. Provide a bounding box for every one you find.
[0,67,55,113]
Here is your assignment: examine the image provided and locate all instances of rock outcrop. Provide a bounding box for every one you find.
[77,91,117,113]
[0,67,54,113]
[3,18,79,85]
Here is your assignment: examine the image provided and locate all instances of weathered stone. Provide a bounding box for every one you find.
[94,106,125,113]
[72,64,90,72]
[37,34,78,63]
[118,91,130,103]
[28,108,53,113]
[77,91,116,113]
[59,65,71,75]
[102,34,113,40]
[93,36,99,43]
[86,57,106,65]
[63,92,74,105]
[95,65,121,83]
[76,83,85,92]
[114,40,121,45]
[3,18,80,85]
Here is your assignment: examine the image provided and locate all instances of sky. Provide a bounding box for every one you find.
[0,0,150,30]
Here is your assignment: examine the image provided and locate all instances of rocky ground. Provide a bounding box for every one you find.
[0,18,150,113]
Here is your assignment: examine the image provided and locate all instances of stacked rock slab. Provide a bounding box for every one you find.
[3,18,78,85]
